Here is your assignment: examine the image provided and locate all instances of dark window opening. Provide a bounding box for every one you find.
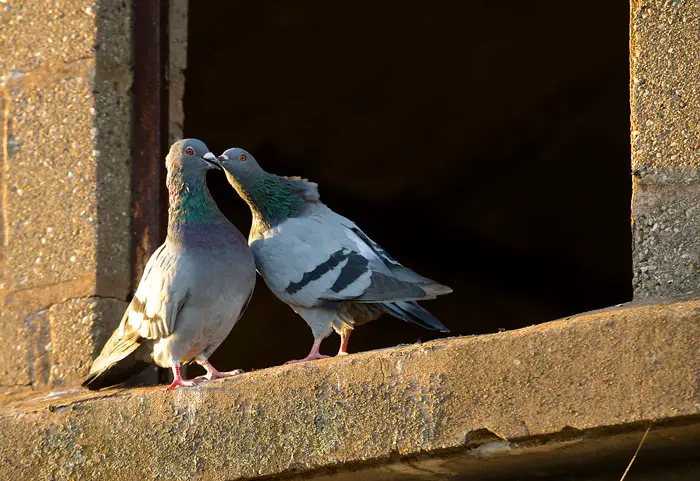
[184,1,632,371]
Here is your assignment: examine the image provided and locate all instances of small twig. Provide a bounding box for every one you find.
[619,420,654,481]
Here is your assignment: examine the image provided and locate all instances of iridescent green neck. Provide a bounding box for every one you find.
[167,166,220,232]
[231,172,304,230]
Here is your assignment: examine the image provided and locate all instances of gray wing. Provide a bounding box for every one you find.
[123,243,189,339]
[345,224,452,297]
[252,212,450,308]
[86,242,189,376]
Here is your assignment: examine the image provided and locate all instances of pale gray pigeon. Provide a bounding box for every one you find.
[216,148,451,363]
[83,139,255,390]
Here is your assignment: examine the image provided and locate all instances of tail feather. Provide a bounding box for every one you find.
[420,282,453,297]
[387,266,453,296]
[81,332,148,390]
[380,301,450,332]
[81,354,150,390]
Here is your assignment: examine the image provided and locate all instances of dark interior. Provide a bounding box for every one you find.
[183,1,631,373]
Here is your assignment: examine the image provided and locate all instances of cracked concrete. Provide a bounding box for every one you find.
[0,299,698,480]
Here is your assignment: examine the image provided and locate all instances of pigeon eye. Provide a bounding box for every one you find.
[239,154,248,162]
[185,146,195,155]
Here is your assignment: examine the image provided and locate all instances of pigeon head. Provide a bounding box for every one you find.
[165,139,224,230]
[216,147,264,181]
[216,147,305,228]
[166,138,221,173]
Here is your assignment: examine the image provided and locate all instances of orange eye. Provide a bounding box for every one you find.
[185,146,195,155]
[239,154,248,162]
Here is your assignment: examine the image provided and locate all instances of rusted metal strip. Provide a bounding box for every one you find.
[132,0,171,385]
[131,0,169,289]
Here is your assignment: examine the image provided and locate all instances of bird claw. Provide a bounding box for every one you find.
[285,354,331,364]
[215,368,244,378]
[166,378,198,391]
[193,369,244,382]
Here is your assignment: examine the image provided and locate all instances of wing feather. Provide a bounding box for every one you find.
[252,211,448,308]
[122,243,189,341]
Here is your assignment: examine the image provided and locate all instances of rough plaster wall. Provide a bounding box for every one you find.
[0,0,132,387]
[631,0,700,298]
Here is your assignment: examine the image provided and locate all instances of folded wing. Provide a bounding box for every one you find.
[252,213,451,309]
[82,244,189,388]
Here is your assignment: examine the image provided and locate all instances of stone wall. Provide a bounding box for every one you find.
[0,0,132,387]
[631,0,700,298]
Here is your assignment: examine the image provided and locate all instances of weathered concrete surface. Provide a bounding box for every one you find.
[1,300,698,480]
[18,297,127,387]
[631,0,700,298]
[0,1,132,386]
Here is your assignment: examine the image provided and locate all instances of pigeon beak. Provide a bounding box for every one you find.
[201,152,222,170]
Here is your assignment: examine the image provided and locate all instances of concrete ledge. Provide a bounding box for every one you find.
[1,299,698,480]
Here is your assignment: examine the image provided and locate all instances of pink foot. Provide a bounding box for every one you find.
[166,378,198,391]
[193,360,244,382]
[285,352,331,364]
[165,365,198,391]
[193,369,244,382]
[285,336,331,364]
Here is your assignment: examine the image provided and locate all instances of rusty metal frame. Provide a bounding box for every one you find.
[131,0,169,290]
[131,0,171,384]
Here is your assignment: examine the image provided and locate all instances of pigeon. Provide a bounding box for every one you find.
[216,148,451,363]
[82,139,256,390]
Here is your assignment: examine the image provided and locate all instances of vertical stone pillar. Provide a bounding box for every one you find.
[630,0,700,298]
[0,1,132,387]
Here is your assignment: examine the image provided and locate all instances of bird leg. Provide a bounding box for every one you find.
[337,327,351,356]
[166,364,198,390]
[286,337,331,364]
[193,358,244,382]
